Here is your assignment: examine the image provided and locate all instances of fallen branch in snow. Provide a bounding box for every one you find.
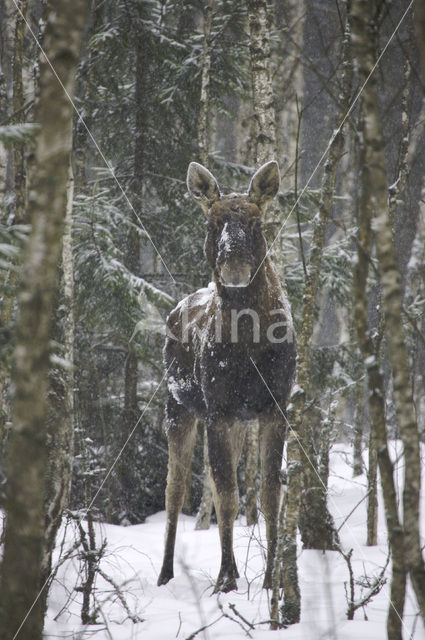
[97,569,144,624]
[184,614,224,640]
[338,546,389,620]
[228,603,255,630]
[217,601,253,637]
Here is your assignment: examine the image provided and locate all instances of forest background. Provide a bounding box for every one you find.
[0,0,424,638]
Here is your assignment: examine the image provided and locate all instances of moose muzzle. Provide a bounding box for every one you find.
[219,258,252,287]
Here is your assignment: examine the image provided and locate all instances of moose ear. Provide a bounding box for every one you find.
[187,162,221,212]
[248,161,280,209]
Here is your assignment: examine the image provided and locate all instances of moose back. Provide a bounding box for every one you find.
[157,161,296,592]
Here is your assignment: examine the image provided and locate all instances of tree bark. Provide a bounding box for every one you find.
[366,423,378,546]
[352,0,425,627]
[12,0,28,224]
[352,100,406,639]
[0,0,28,420]
[40,163,76,615]
[273,0,306,190]
[0,1,87,638]
[352,380,364,477]
[195,1,215,529]
[195,424,213,529]
[118,21,148,522]
[247,0,277,170]
[244,419,259,525]
[404,181,425,437]
[0,0,14,213]
[414,0,425,86]
[197,0,214,166]
[245,0,278,528]
[278,12,352,624]
[296,12,352,549]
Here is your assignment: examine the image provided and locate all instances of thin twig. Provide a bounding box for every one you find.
[228,603,255,630]
[337,488,372,533]
[184,615,223,640]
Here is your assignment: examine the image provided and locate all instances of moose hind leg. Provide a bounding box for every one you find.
[208,419,246,593]
[157,397,197,586]
[259,411,285,589]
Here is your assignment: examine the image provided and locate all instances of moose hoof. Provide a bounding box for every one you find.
[157,566,173,586]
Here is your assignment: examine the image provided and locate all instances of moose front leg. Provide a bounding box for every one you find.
[207,418,247,593]
[259,410,285,589]
[157,396,197,587]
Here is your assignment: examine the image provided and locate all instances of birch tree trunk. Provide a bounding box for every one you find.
[414,0,425,83]
[405,93,425,439]
[352,379,365,477]
[366,424,378,545]
[296,16,352,549]
[40,163,76,615]
[119,26,145,522]
[352,101,406,638]
[247,0,277,171]
[0,0,27,420]
[0,0,14,212]
[244,0,277,528]
[244,418,259,525]
[405,190,425,436]
[274,0,306,191]
[351,0,425,626]
[197,0,213,166]
[195,0,214,530]
[0,1,87,637]
[0,0,13,427]
[195,426,213,529]
[12,0,28,223]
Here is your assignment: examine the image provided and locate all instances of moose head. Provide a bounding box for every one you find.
[187,161,280,288]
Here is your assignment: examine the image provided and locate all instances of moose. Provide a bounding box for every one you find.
[157,161,297,592]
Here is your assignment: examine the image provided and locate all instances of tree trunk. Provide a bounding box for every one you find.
[414,0,425,85]
[366,424,378,546]
[404,184,425,437]
[0,1,87,638]
[0,0,28,421]
[245,0,277,529]
[247,0,277,170]
[244,419,259,525]
[352,380,364,477]
[195,424,213,530]
[0,0,14,213]
[194,1,215,529]
[40,163,76,615]
[273,0,305,190]
[278,13,352,624]
[296,14,352,550]
[277,425,301,627]
[351,0,425,627]
[352,97,406,640]
[12,0,28,224]
[197,0,214,166]
[118,22,148,522]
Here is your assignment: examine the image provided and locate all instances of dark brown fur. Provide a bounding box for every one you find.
[157,162,296,592]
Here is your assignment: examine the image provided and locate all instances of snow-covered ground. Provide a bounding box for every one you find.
[44,442,425,639]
